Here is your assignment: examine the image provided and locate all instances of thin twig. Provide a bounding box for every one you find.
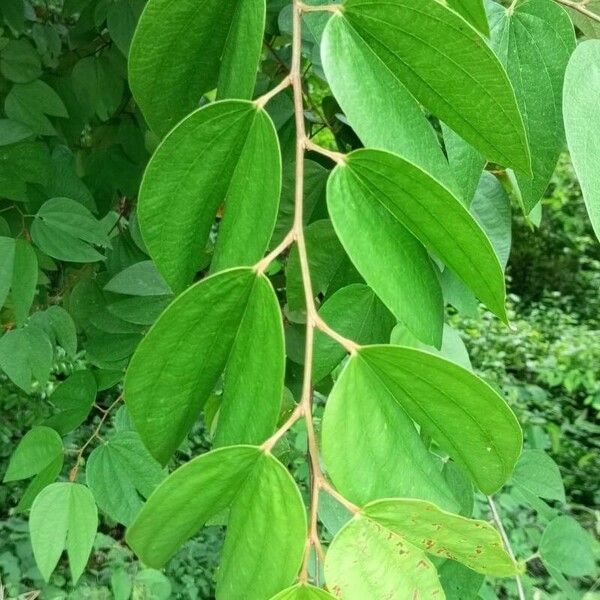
[304,138,347,164]
[254,75,292,108]
[299,2,342,12]
[554,0,600,21]
[254,229,295,274]
[487,495,526,600]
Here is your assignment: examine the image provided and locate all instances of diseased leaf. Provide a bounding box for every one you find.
[322,0,530,173]
[30,482,98,583]
[127,446,306,600]
[488,0,575,212]
[322,351,460,511]
[129,0,265,135]
[138,101,281,293]
[563,39,600,240]
[124,268,284,464]
[363,499,521,575]
[353,345,522,494]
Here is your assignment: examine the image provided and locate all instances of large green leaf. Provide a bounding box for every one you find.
[488,0,575,212]
[324,516,444,600]
[312,284,395,382]
[129,0,265,135]
[322,351,459,511]
[327,157,444,347]
[124,268,284,464]
[323,0,530,173]
[127,446,306,600]
[563,39,600,241]
[447,0,490,35]
[363,499,521,576]
[354,345,522,494]
[87,431,165,525]
[30,482,98,583]
[138,101,281,293]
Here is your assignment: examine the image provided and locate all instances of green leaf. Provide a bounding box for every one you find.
[0,118,33,145]
[3,426,63,482]
[322,351,460,510]
[488,0,575,212]
[30,482,98,583]
[563,39,600,241]
[127,446,306,599]
[349,345,522,494]
[104,260,172,297]
[323,0,530,173]
[29,305,78,358]
[129,0,265,135]
[0,237,38,326]
[439,560,484,600]
[312,284,395,382]
[0,39,41,83]
[269,585,336,600]
[0,326,53,392]
[512,450,565,503]
[124,268,284,464]
[108,295,171,325]
[324,516,444,600]
[327,156,444,347]
[138,101,281,293]
[31,197,110,263]
[539,516,597,577]
[0,141,52,202]
[321,9,457,193]
[87,431,165,525]
[363,499,521,576]
[470,172,512,269]
[43,371,97,435]
[447,0,490,35]
[106,0,144,55]
[5,79,68,136]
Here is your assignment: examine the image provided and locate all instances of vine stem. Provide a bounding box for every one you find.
[68,396,122,482]
[487,495,526,600]
[554,0,600,21]
[254,75,292,108]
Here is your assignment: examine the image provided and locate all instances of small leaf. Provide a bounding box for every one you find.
[106,0,144,55]
[125,268,284,464]
[104,260,172,297]
[0,118,33,145]
[30,482,98,583]
[87,431,165,525]
[129,0,265,135]
[127,446,306,600]
[512,450,565,503]
[351,345,523,494]
[0,237,37,326]
[539,516,597,577]
[322,351,459,511]
[138,101,281,293]
[563,39,600,240]
[269,585,337,599]
[0,39,41,83]
[31,197,109,263]
[363,498,521,576]
[29,305,78,357]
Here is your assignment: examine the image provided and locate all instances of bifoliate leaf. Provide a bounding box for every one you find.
[353,345,522,494]
[539,516,597,577]
[312,284,395,382]
[512,450,565,503]
[327,156,444,347]
[127,446,306,600]
[4,79,68,136]
[87,431,165,526]
[322,351,459,511]
[104,260,172,297]
[447,0,490,35]
[125,268,285,464]
[323,0,530,173]
[321,9,457,194]
[325,516,444,600]
[31,197,110,263]
[43,371,97,435]
[0,118,33,145]
[563,40,600,241]
[363,499,521,576]
[488,0,575,212]
[0,236,37,326]
[138,101,281,293]
[30,482,98,583]
[269,585,336,600]
[129,0,265,135]
[0,325,53,392]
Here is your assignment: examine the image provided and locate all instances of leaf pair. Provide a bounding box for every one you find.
[127,446,306,600]
[124,267,285,464]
